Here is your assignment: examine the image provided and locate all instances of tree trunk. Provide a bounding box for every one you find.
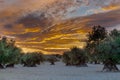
[23,62,27,67]
[103,58,119,72]
[6,63,14,68]
[37,61,41,65]
[31,62,36,67]
[76,61,88,67]
[94,60,100,64]
[0,64,4,69]
[76,58,88,67]
[50,61,55,65]
[23,62,36,67]
[65,62,71,66]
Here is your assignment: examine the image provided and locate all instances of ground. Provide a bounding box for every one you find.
[0,62,120,80]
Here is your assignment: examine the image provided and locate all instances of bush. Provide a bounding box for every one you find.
[45,55,59,65]
[21,52,44,67]
[62,51,71,66]
[62,47,88,67]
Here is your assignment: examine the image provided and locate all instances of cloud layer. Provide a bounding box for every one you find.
[0,0,120,54]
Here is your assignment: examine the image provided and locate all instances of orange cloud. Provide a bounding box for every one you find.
[102,4,120,11]
[0,0,120,54]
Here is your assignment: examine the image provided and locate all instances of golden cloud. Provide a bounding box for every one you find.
[102,4,120,11]
[0,0,120,54]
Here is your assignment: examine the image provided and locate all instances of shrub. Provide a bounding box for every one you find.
[21,52,44,67]
[46,55,58,65]
[62,47,87,67]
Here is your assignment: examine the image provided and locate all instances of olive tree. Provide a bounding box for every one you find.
[21,52,44,67]
[86,25,107,64]
[0,37,22,68]
[62,47,87,67]
[96,36,120,72]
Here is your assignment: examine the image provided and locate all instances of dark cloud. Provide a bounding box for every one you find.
[4,24,13,29]
[16,13,53,28]
[85,9,120,27]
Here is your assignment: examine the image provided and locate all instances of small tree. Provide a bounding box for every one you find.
[21,52,44,67]
[62,47,87,67]
[0,37,22,68]
[46,55,58,65]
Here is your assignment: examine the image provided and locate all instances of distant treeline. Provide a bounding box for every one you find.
[0,25,120,72]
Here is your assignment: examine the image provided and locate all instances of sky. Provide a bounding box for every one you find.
[0,0,120,54]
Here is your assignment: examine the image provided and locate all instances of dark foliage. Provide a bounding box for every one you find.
[62,47,87,67]
[21,52,45,67]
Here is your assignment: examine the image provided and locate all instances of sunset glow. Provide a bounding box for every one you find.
[0,0,120,54]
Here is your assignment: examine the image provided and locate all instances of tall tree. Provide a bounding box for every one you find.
[86,25,107,64]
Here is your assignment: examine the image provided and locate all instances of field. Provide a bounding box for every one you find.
[0,62,120,80]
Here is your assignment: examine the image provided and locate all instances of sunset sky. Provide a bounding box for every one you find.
[0,0,120,54]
